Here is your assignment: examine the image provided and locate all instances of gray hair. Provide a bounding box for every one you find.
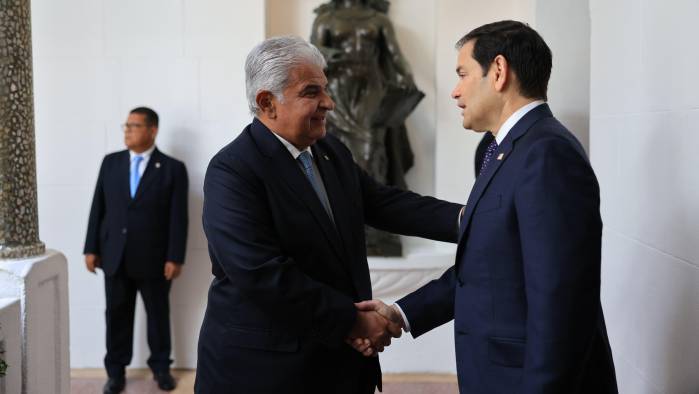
[245,36,327,115]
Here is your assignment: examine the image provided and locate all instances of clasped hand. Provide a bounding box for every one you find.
[346,300,404,357]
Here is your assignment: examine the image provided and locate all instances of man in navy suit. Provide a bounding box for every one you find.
[355,21,618,393]
[194,36,462,394]
[84,107,188,393]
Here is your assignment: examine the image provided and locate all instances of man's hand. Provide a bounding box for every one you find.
[349,300,405,356]
[348,308,402,356]
[85,254,101,274]
[347,300,404,356]
[164,261,183,280]
[356,300,405,327]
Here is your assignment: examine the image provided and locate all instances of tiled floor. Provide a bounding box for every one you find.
[71,369,459,393]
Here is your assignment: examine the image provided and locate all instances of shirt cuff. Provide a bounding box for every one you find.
[393,303,411,333]
[457,205,466,230]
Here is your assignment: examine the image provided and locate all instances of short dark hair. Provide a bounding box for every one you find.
[130,106,159,127]
[456,20,552,100]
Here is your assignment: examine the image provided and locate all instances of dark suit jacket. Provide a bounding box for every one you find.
[195,118,462,394]
[398,104,618,393]
[84,148,188,278]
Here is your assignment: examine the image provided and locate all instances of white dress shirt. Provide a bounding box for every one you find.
[494,100,545,144]
[271,131,312,160]
[129,144,156,177]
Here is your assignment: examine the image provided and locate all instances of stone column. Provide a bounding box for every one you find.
[0,0,45,258]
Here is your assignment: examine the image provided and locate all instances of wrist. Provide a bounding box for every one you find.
[391,303,411,332]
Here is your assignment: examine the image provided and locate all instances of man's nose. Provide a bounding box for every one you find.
[321,93,335,111]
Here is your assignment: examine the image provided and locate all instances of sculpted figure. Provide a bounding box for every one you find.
[311,0,423,255]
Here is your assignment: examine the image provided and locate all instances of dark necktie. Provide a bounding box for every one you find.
[479,139,498,176]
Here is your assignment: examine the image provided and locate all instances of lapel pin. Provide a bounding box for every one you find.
[155,162,161,168]
[323,155,330,161]
[497,153,504,161]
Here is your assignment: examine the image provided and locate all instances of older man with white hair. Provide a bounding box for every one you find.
[194,36,462,394]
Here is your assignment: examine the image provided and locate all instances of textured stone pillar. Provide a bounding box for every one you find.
[0,0,45,258]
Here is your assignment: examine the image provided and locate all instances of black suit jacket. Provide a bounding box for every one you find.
[195,118,462,394]
[84,147,188,278]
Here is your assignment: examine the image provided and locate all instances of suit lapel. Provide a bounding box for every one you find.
[312,144,349,247]
[132,148,162,202]
[456,104,554,253]
[313,142,371,297]
[250,119,346,262]
[459,142,511,234]
[119,151,131,202]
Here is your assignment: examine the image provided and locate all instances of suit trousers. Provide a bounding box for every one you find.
[194,336,378,394]
[104,263,172,377]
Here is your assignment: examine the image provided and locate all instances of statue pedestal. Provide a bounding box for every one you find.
[368,241,457,374]
[0,250,70,394]
[0,298,21,394]
[369,242,455,300]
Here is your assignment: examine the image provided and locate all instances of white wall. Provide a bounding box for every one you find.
[31,0,265,368]
[590,0,699,392]
[535,0,590,151]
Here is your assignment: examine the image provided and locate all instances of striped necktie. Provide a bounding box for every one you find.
[297,151,332,218]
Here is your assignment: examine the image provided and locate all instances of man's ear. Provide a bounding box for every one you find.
[256,91,276,119]
[491,54,510,93]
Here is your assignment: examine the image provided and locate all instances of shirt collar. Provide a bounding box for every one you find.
[270,131,312,160]
[494,100,545,145]
[129,144,156,160]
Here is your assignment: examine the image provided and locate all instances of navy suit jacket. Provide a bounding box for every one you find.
[84,148,189,278]
[195,118,462,394]
[398,104,618,393]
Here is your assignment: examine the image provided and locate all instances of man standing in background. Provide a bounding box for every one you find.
[84,107,188,394]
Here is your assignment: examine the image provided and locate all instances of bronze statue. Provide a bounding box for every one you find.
[311,0,424,256]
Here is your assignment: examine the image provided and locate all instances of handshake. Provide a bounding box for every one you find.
[346,300,405,357]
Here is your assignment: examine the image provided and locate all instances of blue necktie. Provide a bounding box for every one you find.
[130,155,144,198]
[479,139,499,176]
[297,151,332,217]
